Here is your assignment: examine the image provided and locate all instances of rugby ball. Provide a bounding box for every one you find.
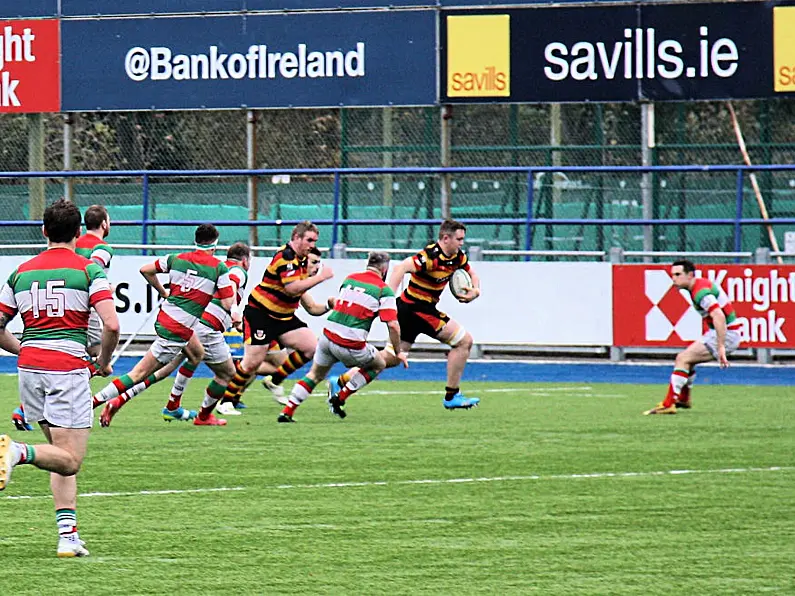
[449,269,472,300]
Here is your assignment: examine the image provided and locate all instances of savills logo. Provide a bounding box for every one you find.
[774,6,795,92]
[447,15,510,97]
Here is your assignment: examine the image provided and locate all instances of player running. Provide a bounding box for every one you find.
[644,259,742,415]
[278,252,408,422]
[92,224,235,427]
[0,198,119,558]
[12,204,113,432]
[220,222,334,409]
[328,219,481,410]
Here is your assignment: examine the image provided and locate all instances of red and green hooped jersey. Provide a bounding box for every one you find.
[0,248,112,372]
[153,251,233,341]
[75,233,113,273]
[248,244,307,320]
[402,242,470,305]
[324,270,397,349]
[199,259,248,332]
[689,278,740,330]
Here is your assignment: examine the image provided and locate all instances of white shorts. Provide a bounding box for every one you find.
[313,334,378,369]
[195,324,232,365]
[150,336,189,365]
[19,368,93,429]
[87,311,102,348]
[701,329,742,358]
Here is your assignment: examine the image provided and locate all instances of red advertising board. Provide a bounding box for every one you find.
[613,264,795,348]
[0,20,59,113]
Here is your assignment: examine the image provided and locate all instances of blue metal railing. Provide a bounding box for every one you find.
[3,164,795,257]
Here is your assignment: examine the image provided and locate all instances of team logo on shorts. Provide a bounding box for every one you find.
[255,330,265,340]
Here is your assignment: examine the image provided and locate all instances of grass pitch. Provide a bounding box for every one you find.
[1,377,794,595]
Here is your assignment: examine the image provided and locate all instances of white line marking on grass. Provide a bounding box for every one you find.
[271,466,794,491]
[4,486,245,501]
[6,467,790,501]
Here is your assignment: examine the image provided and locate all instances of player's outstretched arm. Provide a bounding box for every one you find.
[282,266,334,297]
[140,262,169,300]
[94,298,120,375]
[299,292,332,316]
[388,257,416,294]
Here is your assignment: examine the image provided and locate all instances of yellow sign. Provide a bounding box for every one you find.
[774,6,795,92]
[447,15,510,98]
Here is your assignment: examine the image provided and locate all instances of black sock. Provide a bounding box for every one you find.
[445,386,458,400]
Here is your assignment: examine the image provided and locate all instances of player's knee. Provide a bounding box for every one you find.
[60,456,82,477]
[300,347,315,361]
[446,326,471,349]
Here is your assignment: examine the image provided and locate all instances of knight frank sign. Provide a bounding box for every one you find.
[612,265,795,349]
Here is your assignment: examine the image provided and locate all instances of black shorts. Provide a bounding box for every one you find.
[243,305,307,346]
[397,297,450,344]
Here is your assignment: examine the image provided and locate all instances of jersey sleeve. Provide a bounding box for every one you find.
[86,262,113,307]
[411,247,432,272]
[378,285,398,322]
[695,289,720,313]
[154,254,173,274]
[280,259,303,284]
[91,243,114,270]
[215,263,234,300]
[459,251,471,272]
[0,270,19,318]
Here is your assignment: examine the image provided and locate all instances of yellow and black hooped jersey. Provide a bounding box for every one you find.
[247,244,307,320]
[402,242,470,305]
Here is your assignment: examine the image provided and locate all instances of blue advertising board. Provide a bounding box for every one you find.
[61,11,436,110]
[61,0,432,16]
[0,1,58,18]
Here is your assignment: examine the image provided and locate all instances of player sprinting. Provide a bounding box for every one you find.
[92,224,235,427]
[96,242,252,422]
[220,222,334,410]
[0,198,120,558]
[12,204,114,432]
[644,259,742,415]
[255,246,331,406]
[278,252,408,422]
[328,219,481,410]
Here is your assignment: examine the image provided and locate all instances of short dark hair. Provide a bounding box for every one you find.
[672,259,696,274]
[291,220,319,240]
[84,204,109,231]
[439,218,466,239]
[367,251,391,270]
[309,247,321,258]
[195,223,219,246]
[227,241,250,261]
[44,198,81,243]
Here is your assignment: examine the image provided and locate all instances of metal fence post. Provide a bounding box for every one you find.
[332,172,341,248]
[641,102,655,263]
[63,113,74,202]
[141,174,150,256]
[524,169,535,261]
[609,247,625,362]
[247,110,259,247]
[440,105,453,220]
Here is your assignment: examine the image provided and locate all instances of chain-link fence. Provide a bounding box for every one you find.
[2,100,795,257]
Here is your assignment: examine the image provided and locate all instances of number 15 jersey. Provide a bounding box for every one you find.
[0,247,112,372]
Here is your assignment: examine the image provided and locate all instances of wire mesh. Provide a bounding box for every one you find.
[1,101,795,259]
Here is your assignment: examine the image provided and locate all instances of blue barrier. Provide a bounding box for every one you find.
[3,165,795,255]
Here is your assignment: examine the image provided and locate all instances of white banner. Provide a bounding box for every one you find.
[0,255,614,346]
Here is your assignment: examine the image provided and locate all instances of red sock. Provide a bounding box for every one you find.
[662,385,676,408]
